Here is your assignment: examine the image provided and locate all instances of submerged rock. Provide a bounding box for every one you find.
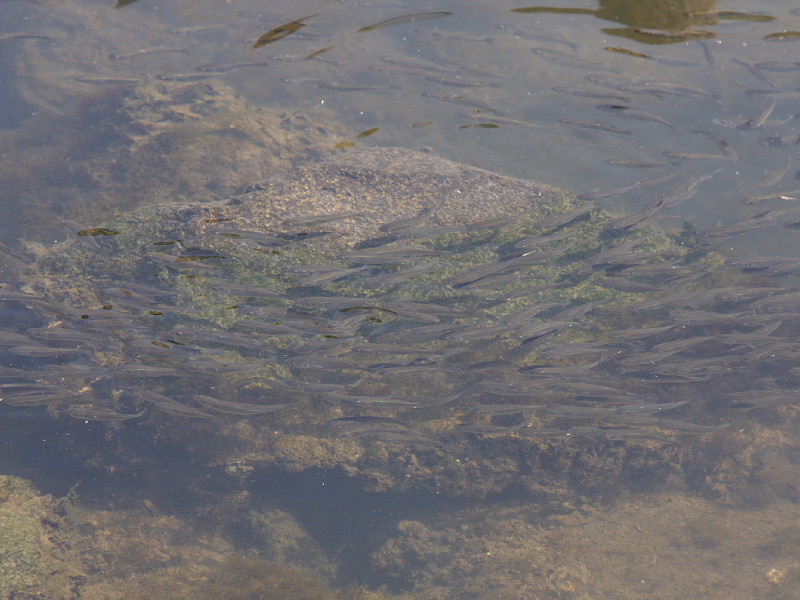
[0,78,345,235]
[0,145,797,506]
[0,476,79,599]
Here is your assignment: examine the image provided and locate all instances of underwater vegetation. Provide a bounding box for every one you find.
[0,476,48,597]
[99,555,379,600]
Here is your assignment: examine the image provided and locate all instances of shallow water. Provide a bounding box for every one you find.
[1,1,800,598]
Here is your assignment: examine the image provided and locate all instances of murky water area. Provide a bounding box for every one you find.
[0,0,800,598]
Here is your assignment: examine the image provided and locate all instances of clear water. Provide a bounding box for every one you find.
[0,1,799,598]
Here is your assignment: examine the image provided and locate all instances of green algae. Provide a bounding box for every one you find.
[2,145,780,510]
[0,476,46,598]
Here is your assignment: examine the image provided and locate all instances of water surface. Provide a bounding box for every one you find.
[1,1,799,598]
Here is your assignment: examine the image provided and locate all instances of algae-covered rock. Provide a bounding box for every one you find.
[0,143,794,507]
[22,145,572,303]
[0,77,347,235]
[370,494,800,600]
[1,0,352,234]
[0,476,48,598]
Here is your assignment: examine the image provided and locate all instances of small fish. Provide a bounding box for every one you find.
[742,190,800,205]
[196,61,270,73]
[612,325,675,340]
[759,134,800,148]
[1,391,82,406]
[460,112,537,129]
[594,104,674,127]
[117,282,178,299]
[552,86,628,101]
[378,208,434,233]
[338,305,398,316]
[379,55,455,75]
[604,46,649,58]
[759,160,792,187]
[495,23,577,50]
[0,331,42,346]
[318,82,389,92]
[169,25,226,35]
[513,231,571,249]
[662,151,731,162]
[607,207,662,230]
[584,73,635,90]
[73,76,142,84]
[648,167,722,210]
[109,48,187,59]
[754,61,800,72]
[0,383,61,393]
[699,11,774,22]
[635,80,717,99]
[422,92,497,111]
[580,171,678,202]
[66,405,147,422]
[605,159,672,168]
[418,27,497,43]
[764,31,800,41]
[470,403,545,415]
[466,214,522,231]
[633,28,715,40]
[502,302,564,326]
[281,77,327,86]
[322,391,418,407]
[193,395,291,416]
[559,118,631,135]
[696,40,716,65]
[0,32,54,42]
[531,47,605,70]
[363,261,441,288]
[386,301,466,317]
[595,278,662,293]
[295,265,370,287]
[727,256,800,276]
[147,252,217,270]
[356,11,452,33]
[536,205,596,229]
[11,345,82,357]
[155,73,216,82]
[740,97,777,130]
[442,323,516,341]
[117,363,182,377]
[287,356,362,371]
[105,287,175,312]
[184,359,266,374]
[356,127,380,138]
[446,259,513,287]
[253,15,316,49]
[133,390,216,419]
[731,58,777,86]
[621,417,730,434]
[347,245,447,264]
[172,327,265,350]
[77,227,120,237]
[27,326,104,345]
[283,212,365,227]
[424,74,496,88]
[699,221,766,240]
[391,224,463,238]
